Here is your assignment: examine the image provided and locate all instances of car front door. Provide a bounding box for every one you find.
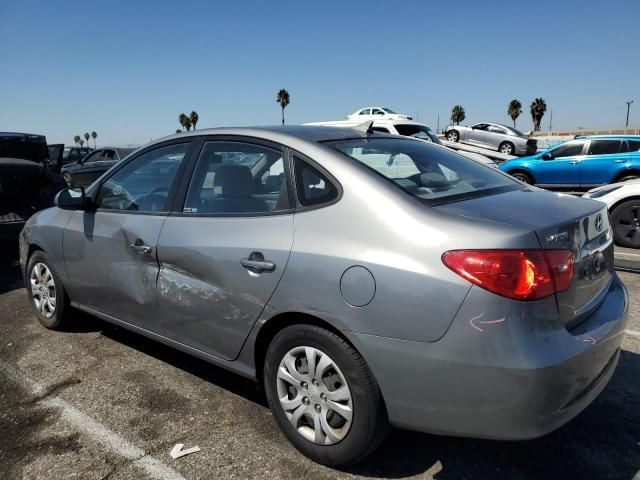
[63,141,193,327]
[71,150,103,186]
[154,139,295,360]
[580,139,624,187]
[533,140,586,186]
[466,123,489,146]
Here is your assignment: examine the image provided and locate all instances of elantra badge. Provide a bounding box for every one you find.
[545,232,569,244]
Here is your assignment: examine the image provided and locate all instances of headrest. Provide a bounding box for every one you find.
[420,172,449,188]
[214,165,254,197]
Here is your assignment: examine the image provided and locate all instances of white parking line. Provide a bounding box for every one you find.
[0,362,186,480]
[626,329,640,338]
[617,251,640,259]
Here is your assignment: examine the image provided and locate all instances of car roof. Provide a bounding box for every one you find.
[580,135,640,140]
[156,125,394,145]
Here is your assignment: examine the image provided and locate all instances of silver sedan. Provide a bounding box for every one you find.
[445,122,537,155]
[20,126,627,467]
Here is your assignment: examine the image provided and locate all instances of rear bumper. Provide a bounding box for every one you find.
[345,272,628,440]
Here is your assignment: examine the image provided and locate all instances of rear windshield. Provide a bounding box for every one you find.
[327,138,520,204]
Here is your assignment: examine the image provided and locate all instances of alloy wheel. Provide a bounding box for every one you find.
[615,205,640,246]
[500,143,514,155]
[276,346,353,445]
[30,263,56,318]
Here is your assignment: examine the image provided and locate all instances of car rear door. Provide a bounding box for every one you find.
[154,138,294,360]
[63,140,194,327]
[534,140,586,186]
[580,139,624,187]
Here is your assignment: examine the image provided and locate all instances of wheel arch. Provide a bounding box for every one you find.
[609,195,640,214]
[505,168,534,183]
[253,312,360,384]
[612,169,640,183]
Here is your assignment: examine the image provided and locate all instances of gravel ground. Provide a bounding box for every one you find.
[1,259,639,480]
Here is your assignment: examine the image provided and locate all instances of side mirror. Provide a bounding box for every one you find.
[55,187,88,210]
[541,153,554,160]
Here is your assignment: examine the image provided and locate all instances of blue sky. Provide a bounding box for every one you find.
[1,0,638,146]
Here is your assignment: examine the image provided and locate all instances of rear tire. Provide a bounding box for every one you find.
[263,324,388,467]
[611,199,640,248]
[446,130,460,142]
[26,251,71,329]
[498,142,515,155]
[510,171,533,185]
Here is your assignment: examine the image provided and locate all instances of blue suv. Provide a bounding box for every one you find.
[499,136,640,190]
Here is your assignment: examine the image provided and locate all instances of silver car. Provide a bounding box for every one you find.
[20,126,628,467]
[445,122,537,156]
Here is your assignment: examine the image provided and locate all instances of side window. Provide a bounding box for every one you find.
[294,157,338,207]
[82,151,102,163]
[473,124,489,131]
[626,140,640,152]
[97,143,189,212]
[372,109,385,115]
[550,141,585,158]
[359,109,371,116]
[587,140,622,156]
[488,126,507,135]
[184,141,289,214]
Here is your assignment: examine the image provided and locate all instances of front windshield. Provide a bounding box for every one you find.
[394,124,442,144]
[328,138,519,204]
[382,108,397,114]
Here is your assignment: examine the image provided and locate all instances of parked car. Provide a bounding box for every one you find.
[499,136,640,190]
[305,119,496,167]
[61,146,137,187]
[583,178,640,248]
[444,122,537,156]
[20,126,627,467]
[346,107,412,121]
[0,132,64,246]
[47,144,93,173]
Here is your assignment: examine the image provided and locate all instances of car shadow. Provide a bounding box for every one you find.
[1,262,639,479]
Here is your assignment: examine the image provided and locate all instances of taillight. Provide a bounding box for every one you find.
[442,249,574,301]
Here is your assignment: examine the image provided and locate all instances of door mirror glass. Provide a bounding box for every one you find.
[55,187,87,210]
[541,153,554,160]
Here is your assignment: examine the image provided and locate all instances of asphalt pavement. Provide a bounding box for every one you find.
[1,258,639,480]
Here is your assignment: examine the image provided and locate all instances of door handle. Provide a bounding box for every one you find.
[569,161,580,165]
[241,252,276,272]
[614,159,625,163]
[130,242,152,254]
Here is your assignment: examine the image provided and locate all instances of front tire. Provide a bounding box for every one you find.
[263,324,388,467]
[611,199,640,248]
[26,251,71,329]
[446,130,460,142]
[498,142,515,155]
[510,171,533,184]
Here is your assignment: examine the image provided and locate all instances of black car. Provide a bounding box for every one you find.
[47,144,93,173]
[61,146,137,187]
[0,132,65,247]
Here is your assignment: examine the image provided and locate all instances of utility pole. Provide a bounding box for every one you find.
[436,114,440,134]
[549,109,552,132]
[626,100,634,128]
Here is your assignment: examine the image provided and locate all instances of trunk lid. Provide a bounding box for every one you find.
[435,188,613,328]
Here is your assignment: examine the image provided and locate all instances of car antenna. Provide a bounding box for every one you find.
[352,121,375,135]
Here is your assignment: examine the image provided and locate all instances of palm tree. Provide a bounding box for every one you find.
[189,111,199,130]
[184,117,192,131]
[79,139,85,147]
[277,89,290,125]
[450,105,466,125]
[84,132,90,146]
[178,113,188,131]
[73,135,81,146]
[91,131,97,148]
[530,98,547,131]
[508,99,522,128]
